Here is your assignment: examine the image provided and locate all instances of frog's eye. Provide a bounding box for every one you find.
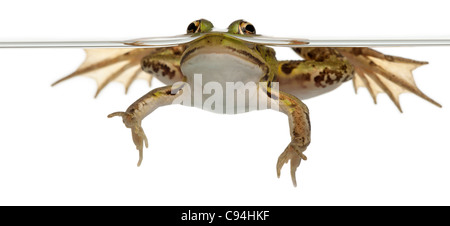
[187,19,214,34]
[228,20,256,35]
[240,22,255,34]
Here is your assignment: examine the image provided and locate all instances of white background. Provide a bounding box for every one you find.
[0,0,449,205]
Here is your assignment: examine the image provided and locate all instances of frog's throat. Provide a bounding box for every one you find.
[180,47,266,86]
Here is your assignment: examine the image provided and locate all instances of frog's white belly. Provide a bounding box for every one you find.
[181,53,264,114]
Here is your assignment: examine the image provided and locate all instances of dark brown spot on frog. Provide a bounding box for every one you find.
[326,73,343,85]
[143,60,177,79]
[314,75,326,88]
[304,47,340,62]
[304,110,311,132]
[307,52,318,61]
[314,67,344,88]
[293,48,302,55]
[351,48,362,55]
[281,61,301,74]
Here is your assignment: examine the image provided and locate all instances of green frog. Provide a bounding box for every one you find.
[53,19,441,186]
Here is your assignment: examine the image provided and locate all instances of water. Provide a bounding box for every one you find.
[1,35,450,48]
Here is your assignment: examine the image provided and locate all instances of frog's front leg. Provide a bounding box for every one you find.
[266,88,311,187]
[108,85,183,166]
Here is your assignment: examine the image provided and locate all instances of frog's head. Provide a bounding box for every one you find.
[180,19,269,92]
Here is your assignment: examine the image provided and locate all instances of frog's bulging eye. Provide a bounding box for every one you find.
[227,20,256,35]
[187,21,200,33]
[187,21,198,33]
[240,22,256,35]
[244,24,255,34]
[187,19,214,34]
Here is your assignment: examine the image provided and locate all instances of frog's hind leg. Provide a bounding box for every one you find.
[289,47,441,111]
[52,47,185,97]
[108,85,184,166]
[277,47,354,100]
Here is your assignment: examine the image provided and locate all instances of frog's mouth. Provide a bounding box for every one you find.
[180,46,266,85]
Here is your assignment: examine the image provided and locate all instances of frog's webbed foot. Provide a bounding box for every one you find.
[52,48,158,97]
[336,47,441,112]
[277,139,308,187]
[108,112,148,166]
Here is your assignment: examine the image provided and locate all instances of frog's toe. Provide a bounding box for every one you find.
[108,111,148,166]
[277,141,307,187]
[131,124,148,166]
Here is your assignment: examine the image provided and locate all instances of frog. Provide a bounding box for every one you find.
[52,19,441,186]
